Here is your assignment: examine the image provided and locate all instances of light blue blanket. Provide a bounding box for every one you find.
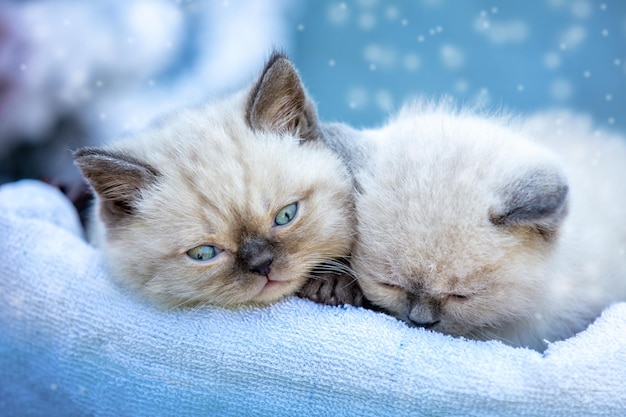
[1,180,625,416]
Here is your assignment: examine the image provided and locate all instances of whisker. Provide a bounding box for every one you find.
[165,296,197,312]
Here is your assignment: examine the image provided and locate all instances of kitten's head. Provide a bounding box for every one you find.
[353,107,569,341]
[74,52,354,308]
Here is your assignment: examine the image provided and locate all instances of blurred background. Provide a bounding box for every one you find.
[0,0,624,189]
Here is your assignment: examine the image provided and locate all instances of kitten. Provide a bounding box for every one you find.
[351,103,626,350]
[74,52,355,309]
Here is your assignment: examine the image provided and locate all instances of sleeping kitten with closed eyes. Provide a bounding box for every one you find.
[74,52,356,309]
[352,103,626,350]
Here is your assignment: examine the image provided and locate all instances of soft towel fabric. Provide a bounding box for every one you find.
[1,180,625,417]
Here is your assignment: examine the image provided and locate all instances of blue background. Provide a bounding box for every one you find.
[0,0,624,184]
[293,0,625,131]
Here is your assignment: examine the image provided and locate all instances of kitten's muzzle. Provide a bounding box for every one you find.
[238,238,274,277]
[407,297,442,329]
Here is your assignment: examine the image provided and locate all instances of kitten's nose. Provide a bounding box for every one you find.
[408,301,440,329]
[239,238,274,276]
[250,257,273,276]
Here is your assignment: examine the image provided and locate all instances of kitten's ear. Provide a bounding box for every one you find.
[73,148,159,220]
[246,51,318,141]
[490,168,569,238]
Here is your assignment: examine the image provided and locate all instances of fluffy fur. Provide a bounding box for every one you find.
[74,53,355,309]
[352,103,626,350]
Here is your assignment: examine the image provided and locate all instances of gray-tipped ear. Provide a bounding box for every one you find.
[490,168,569,237]
[246,51,319,142]
[73,147,159,221]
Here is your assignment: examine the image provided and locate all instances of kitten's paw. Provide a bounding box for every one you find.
[298,273,364,307]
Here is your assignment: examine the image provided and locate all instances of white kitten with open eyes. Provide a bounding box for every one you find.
[352,103,626,350]
[74,52,357,309]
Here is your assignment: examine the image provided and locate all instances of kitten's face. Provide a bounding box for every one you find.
[76,53,354,308]
[110,126,352,307]
[353,111,568,339]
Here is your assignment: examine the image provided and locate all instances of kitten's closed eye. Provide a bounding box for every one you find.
[377,281,470,302]
[187,245,222,262]
[274,202,298,226]
[378,282,402,291]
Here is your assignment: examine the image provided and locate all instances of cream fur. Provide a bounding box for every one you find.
[77,73,354,309]
[352,103,626,350]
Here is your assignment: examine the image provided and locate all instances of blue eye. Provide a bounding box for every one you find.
[274,202,298,226]
[187,245,221,261]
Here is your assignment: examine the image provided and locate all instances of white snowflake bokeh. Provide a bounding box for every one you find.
[294,0,625,133]
[0,0,624,184]
[0,0,301,183]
